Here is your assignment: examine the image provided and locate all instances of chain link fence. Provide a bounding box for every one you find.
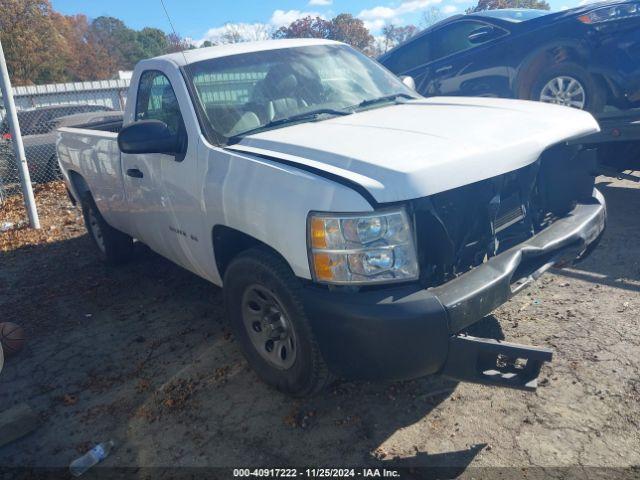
[0,80,129,206]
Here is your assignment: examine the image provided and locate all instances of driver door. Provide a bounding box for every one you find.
[121,69,190,260]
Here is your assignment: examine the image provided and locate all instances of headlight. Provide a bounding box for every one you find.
[308,208,419,285]
[578,3,640,24]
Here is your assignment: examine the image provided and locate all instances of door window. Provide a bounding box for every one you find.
[383,37,432,74]
[135,71,184,135]
[430,21,502,62]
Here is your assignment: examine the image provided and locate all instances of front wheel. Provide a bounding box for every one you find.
[223,248,332,396]
[531,63,606,114]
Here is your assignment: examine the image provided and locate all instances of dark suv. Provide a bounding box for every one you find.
[379,1,640,114]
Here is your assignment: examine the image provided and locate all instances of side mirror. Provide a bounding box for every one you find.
[400,75,416,91]
[118,120,178,155]
[468,26,499,44]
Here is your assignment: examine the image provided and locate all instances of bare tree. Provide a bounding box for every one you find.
[420,6,444,28]
[216,22,273,44]
[381,24,418,53]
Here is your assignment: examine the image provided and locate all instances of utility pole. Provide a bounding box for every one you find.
[0,39,40,229]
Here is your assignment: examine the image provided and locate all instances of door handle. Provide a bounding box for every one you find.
[126,168,144,178]
[435,65,453,74]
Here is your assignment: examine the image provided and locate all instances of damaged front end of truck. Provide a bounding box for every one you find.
[303,143,606,391]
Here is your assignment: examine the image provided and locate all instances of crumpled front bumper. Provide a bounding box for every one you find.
[302,189,606,390]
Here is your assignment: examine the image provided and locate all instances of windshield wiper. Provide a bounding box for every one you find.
[355,93,416,110]
[228,108,352,142]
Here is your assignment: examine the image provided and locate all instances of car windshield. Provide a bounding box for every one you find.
[475,9,551,22]
[185,44,418,142]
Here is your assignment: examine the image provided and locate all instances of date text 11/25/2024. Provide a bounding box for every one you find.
[233,468,400,477]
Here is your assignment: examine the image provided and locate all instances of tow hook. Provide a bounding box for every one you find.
[442,334,553,391]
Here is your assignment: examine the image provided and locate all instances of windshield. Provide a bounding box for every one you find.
[186,44,417,142]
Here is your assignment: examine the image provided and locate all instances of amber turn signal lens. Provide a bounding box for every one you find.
[313,252,334,281]
[310,217,327,249]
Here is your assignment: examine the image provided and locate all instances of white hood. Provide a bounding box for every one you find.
[230,97,600,204]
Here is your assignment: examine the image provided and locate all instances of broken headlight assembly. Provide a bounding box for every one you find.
[307,208,419,285]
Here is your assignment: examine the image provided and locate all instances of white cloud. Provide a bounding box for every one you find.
[358,0,443,31]
[197,9,325,45]
[359,6,398,21]
[198,22,273,45]
[270,9,322,27]
[363,19,388,31]
[442,5,458,13]
[308,0,332,5]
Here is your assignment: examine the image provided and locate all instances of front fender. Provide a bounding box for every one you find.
[201,145,373,284]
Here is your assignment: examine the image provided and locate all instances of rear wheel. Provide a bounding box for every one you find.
[531,63,606,114]
[80,193,133,265]
[223,248,332,396]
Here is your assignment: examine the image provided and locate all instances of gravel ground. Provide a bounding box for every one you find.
[0,177,638,476]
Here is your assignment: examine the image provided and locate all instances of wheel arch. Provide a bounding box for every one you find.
[67,169,90,203]
[212,225,297,283]
[513,40,607,100]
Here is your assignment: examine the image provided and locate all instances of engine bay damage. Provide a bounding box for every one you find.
[412,143,599,288]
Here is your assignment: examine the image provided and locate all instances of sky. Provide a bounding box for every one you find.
[50,0,582,43]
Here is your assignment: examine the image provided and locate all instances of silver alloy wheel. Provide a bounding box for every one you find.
[539,76,586,109]
[241,284,297,370]
[87,208,106,253]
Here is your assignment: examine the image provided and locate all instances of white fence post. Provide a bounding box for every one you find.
[0,39,40,229]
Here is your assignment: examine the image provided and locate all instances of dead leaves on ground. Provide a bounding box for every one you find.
[0,181,83,252]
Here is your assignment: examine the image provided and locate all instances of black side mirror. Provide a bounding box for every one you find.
[467,26,499,44]
[118,120,178,155]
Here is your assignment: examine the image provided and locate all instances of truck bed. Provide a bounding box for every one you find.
[56,122,128,233]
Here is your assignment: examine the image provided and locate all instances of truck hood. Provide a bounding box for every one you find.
[228,97,600,204]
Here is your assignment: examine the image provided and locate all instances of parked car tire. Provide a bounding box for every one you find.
[80,193,133,265]
[223,247,333,396]
[531,63,606,114]
[46,155,62,181]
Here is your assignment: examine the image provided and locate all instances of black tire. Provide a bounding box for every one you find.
[530,63,606,114]
[223,247,332,396]
[46,155,62,181]
[80,193,133,265]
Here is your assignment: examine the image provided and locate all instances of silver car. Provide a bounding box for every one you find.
[0,106,120,184]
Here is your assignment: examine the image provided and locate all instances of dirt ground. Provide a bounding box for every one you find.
[0,176,639,475]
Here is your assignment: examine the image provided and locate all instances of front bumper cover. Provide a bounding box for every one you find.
[302,190,606,390]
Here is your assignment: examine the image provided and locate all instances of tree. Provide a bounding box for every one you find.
[0,1,187,84]
[165,32,193,53]
[88,16,145,70]
[273,16,332,40]
[201,40,215,48]
[466,0,550,13]
[137,27,168,58]
[381,24,418,53]
[273,14,374,54]
[0,0,68,85]
[51,13,114,81]
[421,6,444,28]
[329,14,374,53]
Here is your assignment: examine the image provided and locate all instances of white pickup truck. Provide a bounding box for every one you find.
[57,39,606,396]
